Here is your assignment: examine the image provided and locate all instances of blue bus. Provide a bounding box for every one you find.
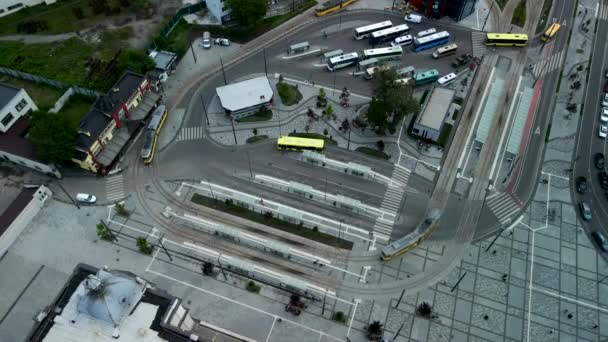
[413,31,450,52]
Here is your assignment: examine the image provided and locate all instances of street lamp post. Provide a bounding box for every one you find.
[481,1,494,32]
[230,115,238,145]
[199,92,210,126]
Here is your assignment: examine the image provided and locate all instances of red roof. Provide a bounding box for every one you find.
[0,116,41,162]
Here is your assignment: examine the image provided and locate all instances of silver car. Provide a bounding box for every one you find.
[579,201,592,221]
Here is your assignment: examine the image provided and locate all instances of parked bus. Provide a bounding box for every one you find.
[485,33,528,46]
[391,34,413,47]
[437,72,457,85]
[364,65,390,80]
[277,136,325,152]
[432,43,458,59]
[327,52,359,71]
[541,22,560,42]
[417,28,436,38]
[369,24,410,45]
[358,57,380,71]
[362,46,403,61]
[413,31,450,52]
[141,104,168,164]
[315,0,357,17]
[414,69,440,85]
[353,20,393,40]
[396,66,415,78]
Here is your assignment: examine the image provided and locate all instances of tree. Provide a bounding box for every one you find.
[252,128,258,136]
[416,302,433,318]
[118,50,155,75]
[368,68,419,133]
[202,262,214,275]
[324,103,334,118]
[376,140,385,152]
[136,237,153,255]
[96,223,113,241]
[226,0,268,27]
[29,111,76,164]
[367,320,384,340]
[319,87,326,99]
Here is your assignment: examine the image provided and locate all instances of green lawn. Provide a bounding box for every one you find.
[0,74,62,109]
[535,0,554,33]
[355,147,389,160]
[246,135,268,144]
[277,81,302,106]
[191,194,353,249]
[236,109,273,123]
[0,27,143,92]
[57,93,94,127]
[289,132,337,146]
[511,0,527,27]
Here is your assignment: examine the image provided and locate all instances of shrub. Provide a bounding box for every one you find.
[136,237,153,255]
[202,262,214,275]
[246,280,261,293]
[332,311,346,323]
[96,223,113,241]
[115,203,129,217]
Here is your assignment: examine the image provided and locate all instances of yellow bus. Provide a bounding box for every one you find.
[485,33,529,47]
[277,136,325,152]
[315,0,357,17]
[541,23,560,42]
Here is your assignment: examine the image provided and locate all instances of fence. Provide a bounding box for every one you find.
[150,1,207,51]
[0,66,100,97]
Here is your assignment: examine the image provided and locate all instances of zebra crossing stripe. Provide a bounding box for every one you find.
[106,175,125,202]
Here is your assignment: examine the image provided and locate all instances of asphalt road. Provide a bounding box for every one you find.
[572,0,608,258]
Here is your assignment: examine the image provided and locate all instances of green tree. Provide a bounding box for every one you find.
[324,103,334,118]
[29,112,76,164]
[226,0,268,27]
[118,50,155,75]
[368,68,419,132]
[136,237,153,255]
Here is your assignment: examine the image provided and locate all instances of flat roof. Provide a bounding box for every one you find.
[416,87,455,130]
[149,50,177,71]
[0,82,20,110]
[0,187,36,236]
[216,76,273,112]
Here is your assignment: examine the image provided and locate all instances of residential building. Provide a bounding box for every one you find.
[216,76,274,119]
[409,0,478,21]
[0,0,56,17]
[205,0,231,23]
[72,71,160,175]
[0,83,61,177]
[0,185,51,257]
[27,263,253,342]
[412,87,455,141]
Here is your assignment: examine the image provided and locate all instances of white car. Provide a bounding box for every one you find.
[600,125,608,138]
[76,193,96,203]
[601,108,608,122]
[404,14,422,23]
[214,38,230,46]
[603,93,608,107]
[437,73,457,85]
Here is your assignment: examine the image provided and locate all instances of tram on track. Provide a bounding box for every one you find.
[141,104,168,164]
[381,209,441,261]
[315,0,357,17]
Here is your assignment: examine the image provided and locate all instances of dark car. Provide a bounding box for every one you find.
[576,176,588,193]
[599,171,608,189]
[579,202,592,221]
[605,81,608,92]
[591,231,608,252]
[595,153,605,170]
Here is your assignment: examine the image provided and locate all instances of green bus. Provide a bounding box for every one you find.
[414,69,440,86]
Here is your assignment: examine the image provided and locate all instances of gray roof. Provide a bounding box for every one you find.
[0,82,21,110]
[149,50,178,71]
[216,76,274,112]
[417,87,455,130]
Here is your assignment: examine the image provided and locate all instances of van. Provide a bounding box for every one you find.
[404,14,422,23]
[391,35,413,47]
[437,73,456,85]
[201,31,211,49]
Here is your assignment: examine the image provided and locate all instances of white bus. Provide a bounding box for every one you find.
[417,28,437,38]
[364,65,389,79]
[432,43,458,58]
[354,20,392,40]
[327,52,359,71]
[391,34,413,47]
[370,24,410,45]
[413,31,450,52]
[437,73,457,85]
[362,46,403,61]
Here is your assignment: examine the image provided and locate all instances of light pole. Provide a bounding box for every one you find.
[56,182,80,209]
[481,1,494,32]
[219,55,227,85]
[199,92,210,126]
[229,115,238,144]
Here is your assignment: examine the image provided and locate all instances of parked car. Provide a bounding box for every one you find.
[404,14,422,23]
[595,153,605,169]
[605,69,608,78]
[76,193,97,203]
[201,31,211,49]
[591,231,608,252]
[603,93,608,107]
[600,125,608,138]
[604,80,608,92]
[601,108,608,122]
[575,176,588,193]
[451,53,472,68]
[579,201,592,221]
[214,38,230,46]
[599,171,608,189]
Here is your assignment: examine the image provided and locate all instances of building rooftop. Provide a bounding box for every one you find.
[216,76,273,112]
[75,108,112,151]
[416,87,455,130]
[148,50,178,71]
[109,71,146,106]
[0,116,42,162]
[0,187,36,236]
[0,82,20,110]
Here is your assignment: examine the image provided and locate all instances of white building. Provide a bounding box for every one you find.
[0,0,56,17]
[412,87,455,142]
[216,76,274,119]
[204,0,231,23]
[0,82,37,133]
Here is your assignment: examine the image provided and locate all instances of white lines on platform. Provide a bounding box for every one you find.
[176,126,205,142]
[525,230,536,342]
[106,174,125,202]
[281,48,321,59]
[531,286,608,314]
[541,170,569,181]
[486,192,523,226]
[597,3,608,20]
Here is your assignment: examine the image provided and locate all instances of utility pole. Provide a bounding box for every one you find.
[190,41,197,64]
[199,92,210,126]
[230,115,238,144]
[485,228,505,252]
[276,110,282,135]
[324,176,328,201]
[263,48,268,76]
[220,55,227,85]
[451,272,468,293]
[57,182,80,209]
[347,127,351,150]
[247,151,254,179]
[481,1,493,32]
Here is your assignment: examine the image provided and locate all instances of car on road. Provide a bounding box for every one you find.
[595,153,605,169]
[599,171,608,189]
[591,231,608,252]
[404,14,422,23]
[576,176,588,193]
[214,38,230,46]
[600,125,608,138]
[605,69,608,78]
[604,81,608,92]
[603,94,608,107]
[601,108,608,122]
[579,201,592,221]
[76,193,96,203]
[201,31,211,49]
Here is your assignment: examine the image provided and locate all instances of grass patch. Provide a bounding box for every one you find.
[355,147,389,160]
[289,132,337,146]
[437,123,453,148]
[191,194,353,250]
[0,27,151,92]
[56,93,95,126]
[277,81,302,106]
[535,0,554,34]
[236,109,273,123]
[154,0,317,56]
[496,0,509,10]
[246,135,268,144]
[0,74,62,109]
[511,0,527,27]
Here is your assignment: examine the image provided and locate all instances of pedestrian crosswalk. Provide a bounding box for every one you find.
[176,126,205,142]
[531,50,565,79]
[598,4,608,20]
[372,165,411,239]
[486,192,523,226]
[471,31,489,58]
[106,174,125,202]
